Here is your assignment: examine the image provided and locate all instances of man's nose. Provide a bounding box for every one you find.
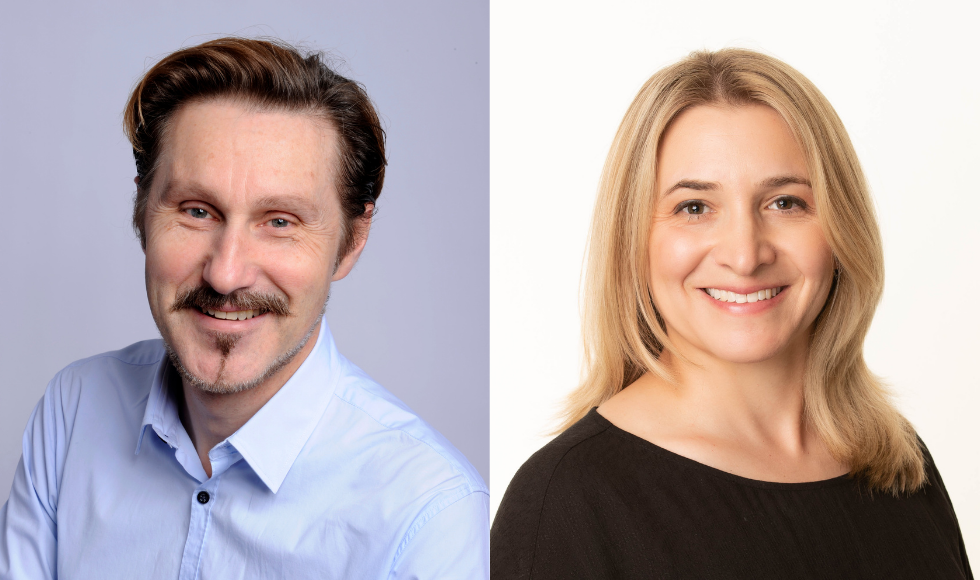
[202,224,258,296]
[714,209,776,276]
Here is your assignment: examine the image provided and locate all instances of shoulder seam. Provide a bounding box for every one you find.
[331,392,483,488]
[527,422,611,577]
[390,488,488,571]
[62,350,165,371]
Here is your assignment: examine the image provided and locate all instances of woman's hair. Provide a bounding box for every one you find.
[561,48,925,495]
[123,36,386,258]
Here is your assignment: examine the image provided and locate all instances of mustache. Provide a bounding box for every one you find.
[170,286,291,316]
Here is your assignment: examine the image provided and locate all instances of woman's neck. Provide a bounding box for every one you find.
[597,334,847,482]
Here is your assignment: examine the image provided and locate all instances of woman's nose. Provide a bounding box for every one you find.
[714,210,776,276]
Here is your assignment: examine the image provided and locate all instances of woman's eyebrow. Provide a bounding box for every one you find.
[759,175,811,189]
[663,179,719,195]
[663,176,811,196]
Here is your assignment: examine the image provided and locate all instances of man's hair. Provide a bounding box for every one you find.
[123,37,386,257]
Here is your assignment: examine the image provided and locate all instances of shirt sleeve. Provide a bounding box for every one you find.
[388,490,490,580]
[0,378,71,580]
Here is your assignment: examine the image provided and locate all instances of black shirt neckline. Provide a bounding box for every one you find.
[586,407,853,491]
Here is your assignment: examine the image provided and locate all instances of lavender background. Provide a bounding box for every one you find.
[0,0,489,497]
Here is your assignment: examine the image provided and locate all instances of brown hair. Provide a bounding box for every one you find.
[123,37,386,257]
[562,48,925,495]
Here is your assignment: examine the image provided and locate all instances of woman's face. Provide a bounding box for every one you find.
[649,104,835,364]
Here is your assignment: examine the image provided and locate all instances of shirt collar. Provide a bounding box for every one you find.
[136,359,182,455]
[137,317,345,493]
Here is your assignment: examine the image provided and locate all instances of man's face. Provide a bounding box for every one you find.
[143,99,364,393]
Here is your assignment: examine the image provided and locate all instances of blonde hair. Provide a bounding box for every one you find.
[561,48,925,495]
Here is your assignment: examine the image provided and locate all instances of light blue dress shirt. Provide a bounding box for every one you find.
[0,319,489,579]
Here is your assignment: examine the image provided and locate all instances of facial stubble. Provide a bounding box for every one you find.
[162,287,327,395]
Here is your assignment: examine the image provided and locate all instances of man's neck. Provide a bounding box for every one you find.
[174,326,320,478]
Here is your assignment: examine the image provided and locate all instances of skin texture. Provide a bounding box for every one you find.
[143,100,369,476]
[598,104,845,483]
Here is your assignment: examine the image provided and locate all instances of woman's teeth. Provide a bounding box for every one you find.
[204,309,260,321]
[705,287,781,304]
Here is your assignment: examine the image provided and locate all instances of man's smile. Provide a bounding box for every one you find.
[200,307,266,321]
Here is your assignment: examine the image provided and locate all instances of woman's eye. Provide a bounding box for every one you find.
[768,197,806,211]
[186,208,210,219]
[679,201,707,215]
[269,218,289,228]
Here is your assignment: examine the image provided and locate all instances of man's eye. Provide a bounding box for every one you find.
[269,218,289,228]
[186,208,210,219]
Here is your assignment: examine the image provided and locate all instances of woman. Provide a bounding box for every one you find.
[491,49,972,579]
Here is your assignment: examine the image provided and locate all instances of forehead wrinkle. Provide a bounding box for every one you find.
[239,154,250,204]
[227,112,249,204]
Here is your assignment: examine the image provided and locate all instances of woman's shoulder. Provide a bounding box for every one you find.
[497,409,613,505]
[915,437,963,521]
[490,409,622,578]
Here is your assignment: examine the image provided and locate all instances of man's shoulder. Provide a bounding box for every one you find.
[21,339,168,473]
[326,360,487,495]
[44,339,166,408]
[60,339,167,374]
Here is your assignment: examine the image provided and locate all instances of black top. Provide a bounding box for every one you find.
[491,408,973,579]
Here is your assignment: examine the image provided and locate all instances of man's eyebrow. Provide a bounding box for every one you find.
[158,180,216,204]
[253,194,320,215]
[158,182,321,213]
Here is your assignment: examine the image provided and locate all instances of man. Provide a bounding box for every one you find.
[0,38,488,579]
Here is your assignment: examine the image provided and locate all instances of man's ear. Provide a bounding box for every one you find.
[332,203,374,281]
[134,176,146,254]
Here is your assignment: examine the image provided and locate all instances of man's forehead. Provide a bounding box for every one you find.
[160,100,339,201]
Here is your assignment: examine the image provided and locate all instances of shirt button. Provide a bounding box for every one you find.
[197,491,210,504]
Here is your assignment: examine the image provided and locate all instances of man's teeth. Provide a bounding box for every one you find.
[705,287,781,304]
[204,309,260,321]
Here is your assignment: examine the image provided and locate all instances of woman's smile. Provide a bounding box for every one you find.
[701,286,783,303]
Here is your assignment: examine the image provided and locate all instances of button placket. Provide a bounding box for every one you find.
[177,481,220,580]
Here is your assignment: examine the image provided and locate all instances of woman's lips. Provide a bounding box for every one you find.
[701,286,783,304]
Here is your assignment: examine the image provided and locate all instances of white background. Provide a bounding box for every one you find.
[491,0,980,561]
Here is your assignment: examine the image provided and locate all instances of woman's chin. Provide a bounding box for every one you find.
[691,339,790,366]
